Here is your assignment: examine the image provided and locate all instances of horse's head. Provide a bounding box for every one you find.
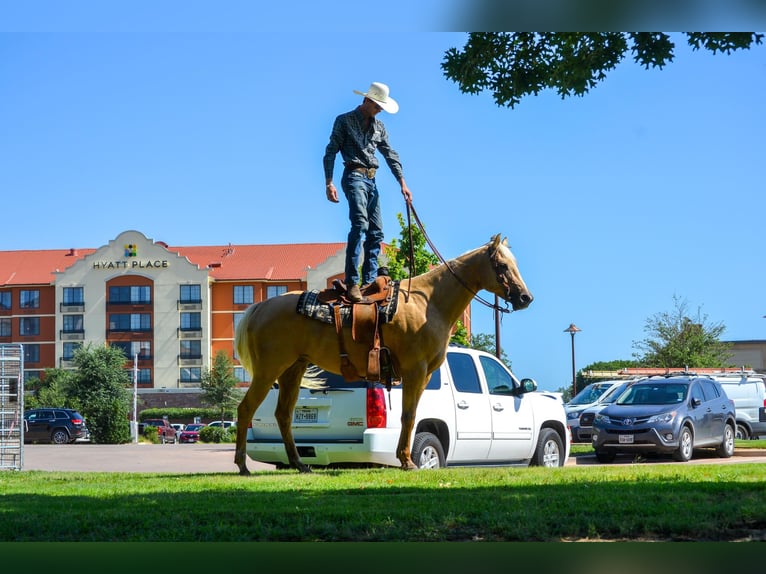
[488,234,533,311]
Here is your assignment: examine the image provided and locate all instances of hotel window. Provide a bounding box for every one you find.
[24,344,40,363]
[62,314,84,333]
[109,285,151,304]
[180,340,201,359]
[109,313,151,331]
[63,342,81,360]
[180,367,202,383]
[234,367,248,382]
[63,287,84,305]
[233,285,253,305]
[0,291,10,310]
[112,340,151,359]
[0,318,10,336]
[137,369,152,384]
[20,317,40,336]
[20,290,40,309]
[233,312,245,333]
[267,285,288,298]
[180,312,201,330]
[180,284,201,303]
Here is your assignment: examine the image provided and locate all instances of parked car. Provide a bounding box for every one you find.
[592,376,736,463]
[246,345,570,469]
[179,423,206,443]
[171,423,186,435]
[710,372,766,440]
[142,419,177,444]
[208,420,236,429]
[24,408,89,444]
[576,380,637,443]
[565,381,627,442]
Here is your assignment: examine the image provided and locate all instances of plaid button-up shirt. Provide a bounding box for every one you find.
[323,107,404,182]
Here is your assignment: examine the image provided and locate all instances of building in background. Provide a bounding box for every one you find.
[0,230,346,396]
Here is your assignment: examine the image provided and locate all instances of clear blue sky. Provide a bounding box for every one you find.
[2,13,765,391]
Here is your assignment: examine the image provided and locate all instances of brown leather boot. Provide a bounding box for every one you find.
[348,284,363,302]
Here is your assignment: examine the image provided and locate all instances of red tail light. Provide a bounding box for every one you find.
[366,387,387,428]
[71,418,83,425]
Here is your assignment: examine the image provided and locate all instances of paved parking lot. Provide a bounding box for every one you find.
[20,442,275,473]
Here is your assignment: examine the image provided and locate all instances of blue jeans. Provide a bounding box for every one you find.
[341,169,384,287]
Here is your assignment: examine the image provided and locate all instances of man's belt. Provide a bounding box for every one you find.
[346,165,376,179]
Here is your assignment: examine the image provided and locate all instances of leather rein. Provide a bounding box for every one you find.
[405,202,511,315]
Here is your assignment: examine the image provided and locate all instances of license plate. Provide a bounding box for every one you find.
[294,408,318,424]
[618,434,634,444]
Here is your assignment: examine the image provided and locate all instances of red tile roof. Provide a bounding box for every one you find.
[0,243,346,286]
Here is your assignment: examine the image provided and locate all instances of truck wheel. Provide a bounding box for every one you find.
[735,423,750,440]
[716,423,735,458]
[412,432,446,469]
[160,433,166,445]
[673,426,693,462]
[50,429,70,445]
[531,428,564,467]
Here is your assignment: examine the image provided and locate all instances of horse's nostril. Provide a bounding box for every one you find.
[521,293,533,304]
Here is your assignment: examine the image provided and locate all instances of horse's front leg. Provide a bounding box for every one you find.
[235,379,273,476]
[396,373,427,470]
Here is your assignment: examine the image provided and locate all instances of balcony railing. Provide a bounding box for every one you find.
[60,303,85,312]
[177,328,202,339]
[60,330,85,341]
[178,355,203,367]
[177,300,202,311]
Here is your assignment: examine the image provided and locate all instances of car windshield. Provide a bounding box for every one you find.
[616,383,688,405]
[601,382,631,404]
[568,384,615,405]
[185,424,204,431]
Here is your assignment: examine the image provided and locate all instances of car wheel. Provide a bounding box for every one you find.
[411,432,446,469]
[531,428,564,467]
[673,427,693,462]
[595,450,616,463]
[50,429,69,445]
[735,423,750,441]
[716,423,735,458]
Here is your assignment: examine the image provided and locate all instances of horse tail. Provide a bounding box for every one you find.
[234,303,259,377]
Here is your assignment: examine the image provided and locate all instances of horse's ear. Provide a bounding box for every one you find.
[502,237,509,247]
[490,234,501,249]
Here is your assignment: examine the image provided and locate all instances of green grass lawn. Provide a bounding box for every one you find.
[2,458,765,542]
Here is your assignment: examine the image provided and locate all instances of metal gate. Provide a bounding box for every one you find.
[0,344,24,470]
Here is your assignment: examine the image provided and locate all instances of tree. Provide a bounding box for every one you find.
[200,350,241,426]
[69,344,132,444]
[442,33,764,109]
[384,212,439,280]
[26,368,75,409]
[632,295,733,368]
[469,332,511,369]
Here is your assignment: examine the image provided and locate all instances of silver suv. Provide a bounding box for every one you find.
[592,376,736,463]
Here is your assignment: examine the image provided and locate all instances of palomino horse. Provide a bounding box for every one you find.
[233,234,533,475]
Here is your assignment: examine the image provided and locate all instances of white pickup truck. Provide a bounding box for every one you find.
[246,345,570,469]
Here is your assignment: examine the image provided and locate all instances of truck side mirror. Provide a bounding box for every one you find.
[520,378,538,393]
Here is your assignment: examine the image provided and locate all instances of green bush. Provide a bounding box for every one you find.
[199,426,236,443]
[138,407,235,423]
[142,425,160,444]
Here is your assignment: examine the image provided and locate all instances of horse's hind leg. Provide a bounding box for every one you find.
[235,377,274,476]
[275,360,311,473]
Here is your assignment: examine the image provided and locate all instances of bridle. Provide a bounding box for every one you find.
[405,202,511,315]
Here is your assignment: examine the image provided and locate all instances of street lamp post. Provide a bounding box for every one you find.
[563,323,581,396]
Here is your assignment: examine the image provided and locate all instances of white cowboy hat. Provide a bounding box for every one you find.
[353,82,399,114]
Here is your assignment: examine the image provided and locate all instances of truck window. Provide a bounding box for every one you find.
[479,355,515,394]
[446,352,481,394]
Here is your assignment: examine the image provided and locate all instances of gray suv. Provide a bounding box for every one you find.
[592,376,736,463]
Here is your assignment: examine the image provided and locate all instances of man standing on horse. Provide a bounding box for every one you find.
[323,82,413,303]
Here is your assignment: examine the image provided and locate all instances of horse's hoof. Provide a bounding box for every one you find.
[400,461,417,471]
[297,465,312,474]
[238,466,251,476]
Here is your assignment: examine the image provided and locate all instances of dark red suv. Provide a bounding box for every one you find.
[24,408,89,444]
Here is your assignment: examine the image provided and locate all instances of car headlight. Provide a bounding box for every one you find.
[594,413,610,425]
[647,411,676,424]
[567,411,580,420]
